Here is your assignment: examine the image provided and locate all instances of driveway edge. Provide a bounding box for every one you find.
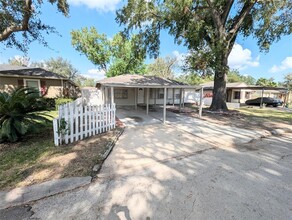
[0,176,92,210]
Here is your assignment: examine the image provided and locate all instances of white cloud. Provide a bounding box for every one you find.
[68,0,121,12]
[228,44,260,70]
[269,57,292,73]
[172,50,187,67]
[82,68,105,80]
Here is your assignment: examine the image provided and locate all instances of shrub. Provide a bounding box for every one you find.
[55,98,74,110]
[0,88,50,142]
[44,98,56,109]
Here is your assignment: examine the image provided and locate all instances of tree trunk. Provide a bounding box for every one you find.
[210,55,228,111]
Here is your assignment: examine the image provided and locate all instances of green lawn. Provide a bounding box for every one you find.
[238,107,292,123]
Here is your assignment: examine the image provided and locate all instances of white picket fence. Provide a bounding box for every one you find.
[53,100,116,146]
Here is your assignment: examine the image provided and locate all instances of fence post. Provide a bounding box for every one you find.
[69,102,74,143]
[53,118,59,146]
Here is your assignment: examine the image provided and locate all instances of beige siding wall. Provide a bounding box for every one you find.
[0,77,65,98]
[45,79,63,98]
[0,77,18,93]
[114,88,136,106]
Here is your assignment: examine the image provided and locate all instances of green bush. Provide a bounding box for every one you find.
[44,98,56,109]
[0,88,50,142]
[55,98,74,110]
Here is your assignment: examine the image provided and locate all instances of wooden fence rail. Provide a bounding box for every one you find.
[53,101,116,146]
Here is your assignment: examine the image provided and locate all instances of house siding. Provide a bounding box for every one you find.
[0,76,66,98]
[0,77,18,93]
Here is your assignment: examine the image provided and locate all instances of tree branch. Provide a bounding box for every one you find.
[0,0,32,41]
[227,0,257,42]
[205,0,224,35]
[221,0,235,26]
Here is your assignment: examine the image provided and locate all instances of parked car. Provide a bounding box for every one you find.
[245,97,283,107]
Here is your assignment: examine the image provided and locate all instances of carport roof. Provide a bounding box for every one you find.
[96,74,201,89]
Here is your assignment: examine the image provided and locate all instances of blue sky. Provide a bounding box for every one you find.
[0,0,291,83]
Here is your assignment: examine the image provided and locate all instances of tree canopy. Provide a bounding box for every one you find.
[227,70,256,85]
[71,27,147,77]
[116,0,292,111]
[0,0,69,52]
[146,56,177,79]
[256,77,278,87]
[283,73,292,90]
[31,57,79,81]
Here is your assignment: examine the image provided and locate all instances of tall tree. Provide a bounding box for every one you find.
[0,0,69,52]
[177,72,213,85]
[31,57,79,81]
[228,70,256,85]
[30,57,84,85]
[116,0,292,111]
[256,77,278,87]
[146,56,177,78]
[71,27,147,77]
[8,56,30,66]
[283,73,292,91]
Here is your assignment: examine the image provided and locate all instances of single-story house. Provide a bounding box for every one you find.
[95,74,202,123]
[200,81,288,106]
[0,64,80,98]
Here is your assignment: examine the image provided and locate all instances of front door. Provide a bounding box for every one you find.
[138,88,144,104]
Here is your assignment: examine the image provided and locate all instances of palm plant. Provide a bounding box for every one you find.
[0,87,49,142]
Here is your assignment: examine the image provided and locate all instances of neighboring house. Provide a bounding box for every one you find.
[0,64,80,98]
[200,81,288,106]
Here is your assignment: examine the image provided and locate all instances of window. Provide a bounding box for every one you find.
[245,92,251,99]
[114,89,128,99]
[157,88,164,99]
[24,79,40,93]
[233,91,240,99]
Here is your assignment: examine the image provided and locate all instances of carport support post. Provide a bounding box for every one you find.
[146,88,149,115]
[179,88,182,112]
[182,89,185,108]
[172,88,175,106]
[105,87,108,104]
[260,88,264,108]
[134,88,137,110]
[163,87,167,124]
[199,87,204,118]
[110,87,114,106]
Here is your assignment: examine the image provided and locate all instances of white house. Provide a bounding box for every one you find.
[93,74,202,123]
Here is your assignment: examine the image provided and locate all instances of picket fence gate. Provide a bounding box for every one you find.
[53,100,116,146]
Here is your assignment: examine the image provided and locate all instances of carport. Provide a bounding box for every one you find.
[96,74,203,124]
[230,86,288,107]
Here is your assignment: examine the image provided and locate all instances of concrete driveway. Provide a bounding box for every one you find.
[5,113,292,220]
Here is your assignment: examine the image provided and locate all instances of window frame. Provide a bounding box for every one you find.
[114,89,128,99]
[23,79,41,94]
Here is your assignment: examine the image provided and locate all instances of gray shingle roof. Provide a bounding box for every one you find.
[0,64,67,79]
[97,74,198,88]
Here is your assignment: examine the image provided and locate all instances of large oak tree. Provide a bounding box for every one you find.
[0,0,69,52]
[116,0,292,111]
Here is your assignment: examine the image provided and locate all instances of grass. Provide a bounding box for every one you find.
[238,107,292,123]
[0,110,121,190]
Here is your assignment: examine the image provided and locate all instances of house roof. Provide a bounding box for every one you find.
[97,74,200,89]
[201,81,248,88]
[201,81,287,91]
[0,64,67,80]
